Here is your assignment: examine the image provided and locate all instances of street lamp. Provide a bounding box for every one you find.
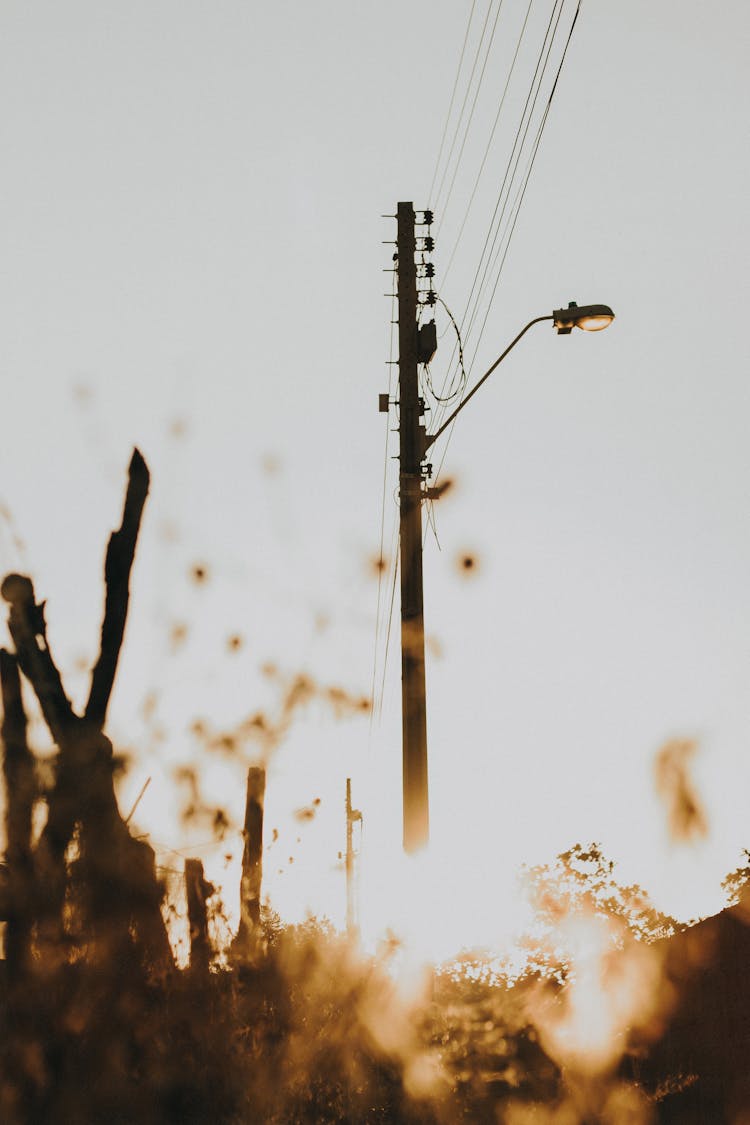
[424,300,615,453]
[553,300,615,334]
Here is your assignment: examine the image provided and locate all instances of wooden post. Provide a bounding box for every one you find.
[185,857,214,974]
[235,765,265,956]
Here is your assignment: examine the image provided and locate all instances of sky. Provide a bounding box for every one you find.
[1,0,749,953]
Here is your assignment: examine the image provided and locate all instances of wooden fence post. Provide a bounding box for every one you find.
[235,765,265,958]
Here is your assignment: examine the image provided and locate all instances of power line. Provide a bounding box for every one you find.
[461,0,566,355]
[377,528,400,721]
[428,0,478,206]
[436,0,507,235]
[433,0,498,216]
[432,0,583,487]
[441,0,535,287]
[467,0,581,366]
[430,0,565,430]
[370,283,398,732]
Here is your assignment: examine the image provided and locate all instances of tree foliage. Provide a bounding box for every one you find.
[721,848,750,907]
[518,842,680,982]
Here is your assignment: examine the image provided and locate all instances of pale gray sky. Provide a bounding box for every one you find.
[1,1,748,945]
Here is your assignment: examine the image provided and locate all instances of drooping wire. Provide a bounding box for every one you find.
[423,295,468,405]
[424,498,442,550]
[427,0,478,206]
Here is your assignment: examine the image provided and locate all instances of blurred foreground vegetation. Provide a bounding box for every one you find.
[2,451,749,1123]
[2,842,749,1124]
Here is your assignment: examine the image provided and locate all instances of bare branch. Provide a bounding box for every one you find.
[86,447,150,728]
[1,574,76,745]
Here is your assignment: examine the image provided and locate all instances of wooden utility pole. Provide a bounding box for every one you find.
[345,777,362,939]
[397,201,431,853]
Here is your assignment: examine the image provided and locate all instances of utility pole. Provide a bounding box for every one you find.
[345,777,362,939]
[386,210,614,857]
[395,201,435,853]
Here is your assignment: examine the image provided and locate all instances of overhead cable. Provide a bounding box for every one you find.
[370,277,398,734]
[441,0,535,287]
[468,0,582,366]
[433,0,498,216]
[436,0,507,235]
[430,0,566,429]
[461,0,566,354]
[432,0,583,487]
[427,0,478,207]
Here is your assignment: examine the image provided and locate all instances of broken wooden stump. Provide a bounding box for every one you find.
[185,857,215,974]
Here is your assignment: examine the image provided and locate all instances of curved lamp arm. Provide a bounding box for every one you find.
[424,314,553,452]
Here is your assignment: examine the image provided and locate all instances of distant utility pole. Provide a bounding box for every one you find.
[345,777,362,939]
[393,201,437,853]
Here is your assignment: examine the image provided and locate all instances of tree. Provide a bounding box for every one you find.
[519,842,679,981]
[721,849,750,908]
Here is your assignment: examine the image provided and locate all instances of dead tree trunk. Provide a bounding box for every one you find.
[0,649,36,977]
[185,858,214,974]
[0,449,174,975]
[234,765,265,959]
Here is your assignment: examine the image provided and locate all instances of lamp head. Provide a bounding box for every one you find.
[553,301,615,334]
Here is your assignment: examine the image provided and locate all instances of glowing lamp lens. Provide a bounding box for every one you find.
[575,313,614,332]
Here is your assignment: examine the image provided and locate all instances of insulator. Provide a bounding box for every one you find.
[424,290,436,306]
[422,236,435,252]
[424,263,435,278]
[422,210,434,226]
